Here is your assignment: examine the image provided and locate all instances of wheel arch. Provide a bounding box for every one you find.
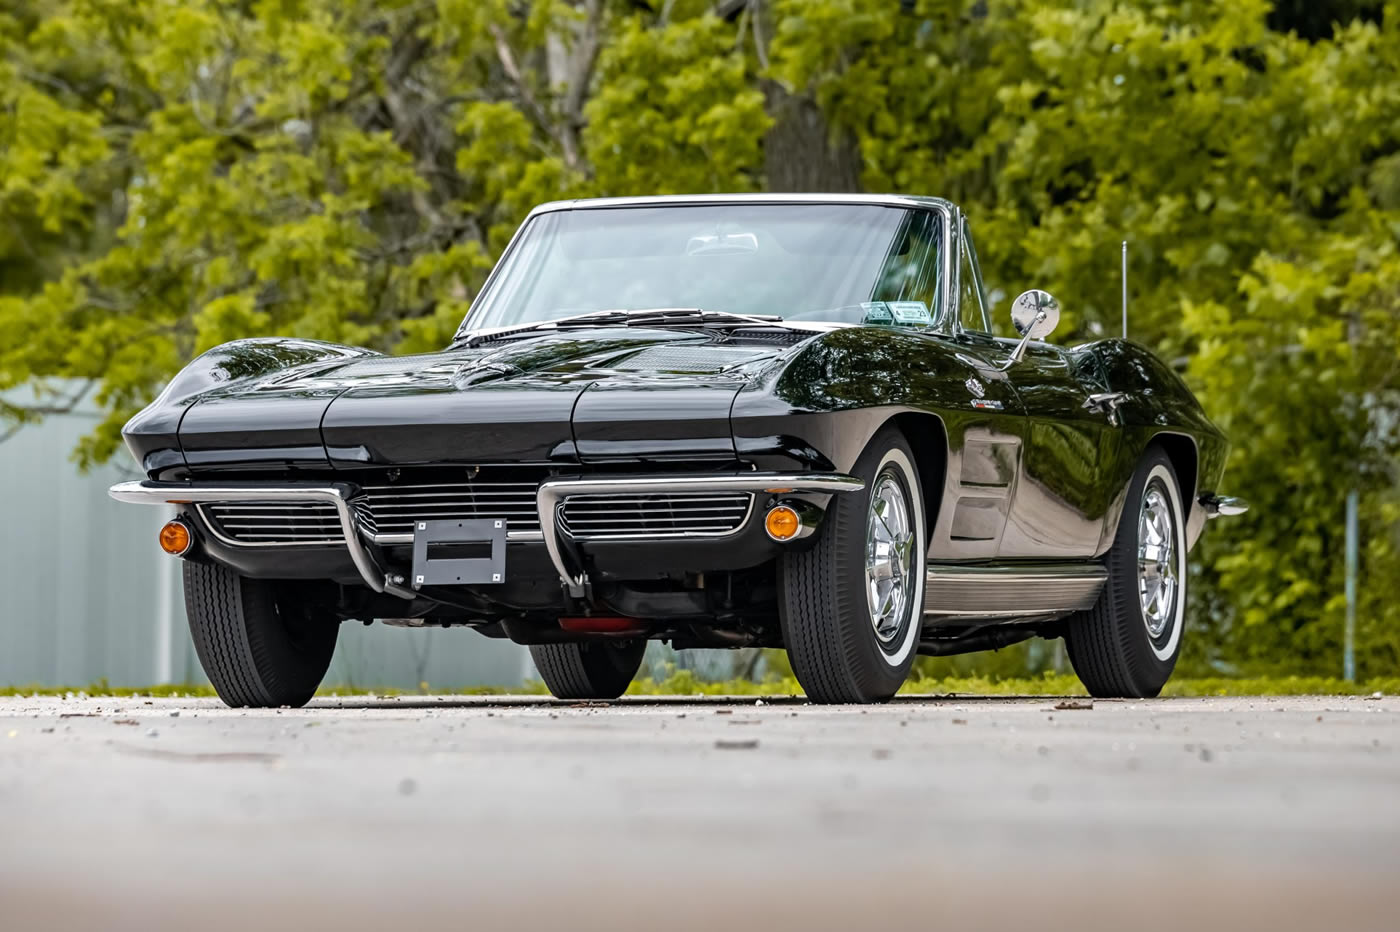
[888,411,947,547]
[1150,431,1199,524]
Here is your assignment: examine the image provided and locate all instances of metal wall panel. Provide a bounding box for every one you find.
[0,389,529,689]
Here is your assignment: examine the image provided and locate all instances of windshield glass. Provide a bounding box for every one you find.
[460,204,944,332]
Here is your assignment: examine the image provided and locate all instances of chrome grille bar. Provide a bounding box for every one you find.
[559,491,754,540]
[362,479,543,535]
[198,502,344,547]
[538,473,866,596]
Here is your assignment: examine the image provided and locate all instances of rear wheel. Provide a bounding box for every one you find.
[779,427,926,703]
[530,640,646,700]
[1064,446,1187,698]
[183,562,339,708]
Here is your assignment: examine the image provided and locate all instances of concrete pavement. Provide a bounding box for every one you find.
[2,693,1397,931]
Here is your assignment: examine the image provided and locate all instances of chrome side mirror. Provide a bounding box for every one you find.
[1001,289,1060,367]
[1011,289,1060,339]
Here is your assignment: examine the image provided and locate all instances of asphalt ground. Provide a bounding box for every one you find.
[2,693,1397,931]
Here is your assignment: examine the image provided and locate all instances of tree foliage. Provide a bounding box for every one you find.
[2,0,1398,674]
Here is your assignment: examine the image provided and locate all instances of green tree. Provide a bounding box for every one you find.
[767,0,1400,674]
[3,0,1398,676]
[0,0,765,461]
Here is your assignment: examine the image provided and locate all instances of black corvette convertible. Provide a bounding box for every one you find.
[111,194,1245,706]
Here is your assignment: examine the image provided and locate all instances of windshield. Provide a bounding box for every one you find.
[460,204,945,332]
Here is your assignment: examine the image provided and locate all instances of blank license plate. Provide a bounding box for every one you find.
[410,519,507,588]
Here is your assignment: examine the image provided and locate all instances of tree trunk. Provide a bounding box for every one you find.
[762,82,865,193]
[747,0,864,194]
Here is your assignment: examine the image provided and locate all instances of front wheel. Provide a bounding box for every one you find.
[1064,446,1187,698]
[779,426,927,703]
[183,562,339,708]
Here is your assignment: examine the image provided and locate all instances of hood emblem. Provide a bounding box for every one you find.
[966,377,986,398]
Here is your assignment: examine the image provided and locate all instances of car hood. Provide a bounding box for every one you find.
[175,329,799,470]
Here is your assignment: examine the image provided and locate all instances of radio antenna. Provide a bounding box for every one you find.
[1121,240,1128,339]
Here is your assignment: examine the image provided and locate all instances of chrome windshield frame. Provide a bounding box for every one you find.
[452,194,959,343]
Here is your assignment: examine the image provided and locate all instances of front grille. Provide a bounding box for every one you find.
[560,492,753,540]
[196,473,754,545]
[361,478,542,536]
[199,502,344,546]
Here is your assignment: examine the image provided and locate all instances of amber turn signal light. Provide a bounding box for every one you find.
[764,505,802,542]
[158,520,192,556]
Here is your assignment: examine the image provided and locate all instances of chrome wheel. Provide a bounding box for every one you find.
[1137,481,1179,640]
[865,470,915,645]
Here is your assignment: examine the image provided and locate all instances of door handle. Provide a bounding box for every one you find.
[1083,392,1128,425]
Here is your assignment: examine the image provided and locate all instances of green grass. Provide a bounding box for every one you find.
[2,672,1394,699]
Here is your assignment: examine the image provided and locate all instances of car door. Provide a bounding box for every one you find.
[916,211,1029,562]
[953,215,1112,559]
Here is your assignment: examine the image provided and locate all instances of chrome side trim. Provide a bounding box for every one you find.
[537,473,866,596]
[109,480,414,600]
[922,563,1108,618]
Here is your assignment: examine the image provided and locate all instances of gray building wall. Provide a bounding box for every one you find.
[0,389,530,690]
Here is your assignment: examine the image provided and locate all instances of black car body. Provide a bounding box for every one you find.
[112,195,1244,705]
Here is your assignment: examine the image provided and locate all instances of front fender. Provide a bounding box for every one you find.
[122,338,379,477]
[731,327,994,472]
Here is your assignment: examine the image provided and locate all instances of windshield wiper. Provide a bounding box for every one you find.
[456,308,783,348]
[592,308,782,329]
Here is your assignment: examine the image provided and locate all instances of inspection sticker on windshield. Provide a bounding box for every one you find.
[888,301,932,326]
[860,302,894,325]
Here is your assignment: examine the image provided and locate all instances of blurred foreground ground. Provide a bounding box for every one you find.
[2,694,1397,932]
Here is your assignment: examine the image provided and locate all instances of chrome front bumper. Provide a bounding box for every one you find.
[108,480,418,599]
[110,473,865,600]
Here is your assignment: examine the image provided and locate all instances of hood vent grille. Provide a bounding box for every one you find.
[611,346,767,374]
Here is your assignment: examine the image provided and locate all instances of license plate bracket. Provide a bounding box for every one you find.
[411,519,507,588]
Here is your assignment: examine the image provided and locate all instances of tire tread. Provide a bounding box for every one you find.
[183,562,335,708]
[779,427,923,704]
[530,641,645,701]
[1065,447,1182,698]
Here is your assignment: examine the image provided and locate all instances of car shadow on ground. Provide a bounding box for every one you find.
[305,693,1085,712]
